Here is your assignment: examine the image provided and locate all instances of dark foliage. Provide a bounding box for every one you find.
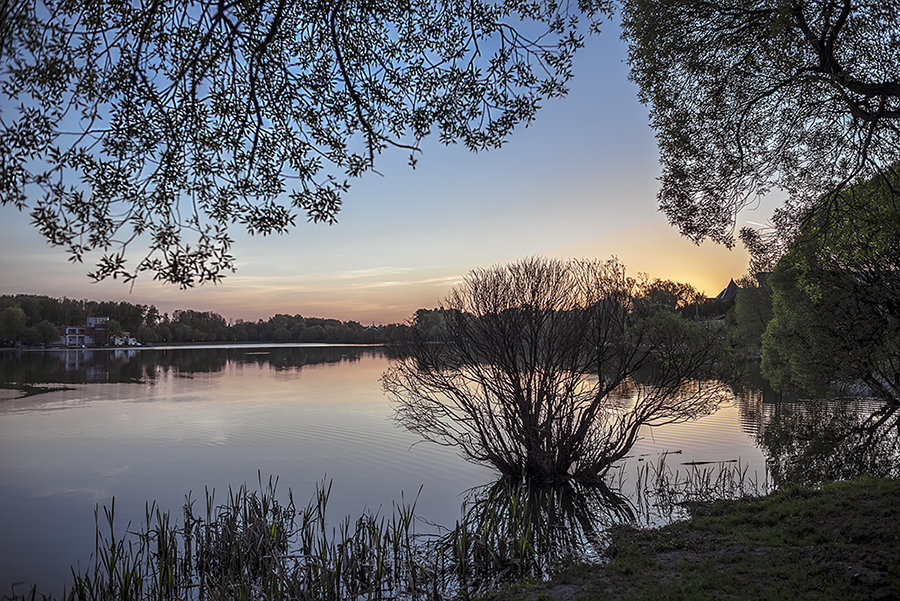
[1,0,610,286]
[622,0,900,249]
[761,169,900,405]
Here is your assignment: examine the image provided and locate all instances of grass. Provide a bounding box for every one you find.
[488,477,900,601]
[4,469,894,601]
[3,474,570,601]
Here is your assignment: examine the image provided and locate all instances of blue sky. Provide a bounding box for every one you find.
[0,19,775,324]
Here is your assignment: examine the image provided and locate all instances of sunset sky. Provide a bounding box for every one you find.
[0,21,777,325]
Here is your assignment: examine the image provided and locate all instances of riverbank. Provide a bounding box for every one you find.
[489,477,900,601]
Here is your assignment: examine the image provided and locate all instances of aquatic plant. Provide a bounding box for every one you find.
[2,462,769,601]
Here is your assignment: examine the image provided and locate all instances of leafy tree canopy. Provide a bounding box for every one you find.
[761,168,900,403]
[1,0,609,286]
[621,0,900,248]
[729,275,772,350]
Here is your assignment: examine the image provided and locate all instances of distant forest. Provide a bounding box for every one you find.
[0,294,414,346]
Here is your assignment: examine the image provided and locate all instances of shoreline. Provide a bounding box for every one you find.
[0,341,389,352]
[488,477,900,600]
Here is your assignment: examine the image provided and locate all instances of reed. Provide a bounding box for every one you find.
[630,455,771,525]
[3,462,768,601]
[22,474,441,601]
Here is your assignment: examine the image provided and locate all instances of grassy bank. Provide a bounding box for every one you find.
[6,476,897,600]
[489,477,900,601]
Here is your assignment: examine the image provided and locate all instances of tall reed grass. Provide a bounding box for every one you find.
[3,461,768,601]
[629,455,771,525]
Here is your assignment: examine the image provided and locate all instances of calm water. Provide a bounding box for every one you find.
[0,344,772,595]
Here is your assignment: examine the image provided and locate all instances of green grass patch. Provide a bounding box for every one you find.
[489,477,900,601]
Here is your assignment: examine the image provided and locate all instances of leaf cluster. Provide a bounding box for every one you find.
[622,0,900,247]
[761,167,900,403]
[1,0,610,285]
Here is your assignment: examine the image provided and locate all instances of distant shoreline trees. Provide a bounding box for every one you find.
[0,294,412,346]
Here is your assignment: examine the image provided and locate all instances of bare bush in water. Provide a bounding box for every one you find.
[383,257,732,484]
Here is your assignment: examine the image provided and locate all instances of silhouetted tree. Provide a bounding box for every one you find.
[1,0,610,286]
[33,319,61,345]
[621,0,900,249]
[106,318,124,337]
[0,305,27,345]
[383,257,730,484]
[644,278,705,318]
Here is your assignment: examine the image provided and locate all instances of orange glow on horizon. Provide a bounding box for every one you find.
[133,230,748,324]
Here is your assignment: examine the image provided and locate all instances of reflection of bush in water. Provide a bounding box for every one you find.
[433,460,768,590]
[48,479,636,600]
[761,400,900,486]
[627,455,770,526]
[437,478,634,588]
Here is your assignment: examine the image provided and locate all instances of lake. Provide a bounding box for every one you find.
[1,344,775,596]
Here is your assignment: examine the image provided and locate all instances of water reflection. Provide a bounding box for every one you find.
[0,471,758,601]
[441,456,768,592]
[2,345,896,597]
[732,363,900,486]
[447,478,633,585]
[760,400,900,486]
[0,347,497,595]
[0,345,381,388]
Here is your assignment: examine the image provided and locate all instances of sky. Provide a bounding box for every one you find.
[0,19,778,325]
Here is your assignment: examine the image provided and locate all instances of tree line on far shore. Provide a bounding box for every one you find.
[0,295,413,346]
[0,277,737,348]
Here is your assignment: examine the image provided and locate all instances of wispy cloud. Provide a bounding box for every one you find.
[330,266,416,280]
[347,274,463,289]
